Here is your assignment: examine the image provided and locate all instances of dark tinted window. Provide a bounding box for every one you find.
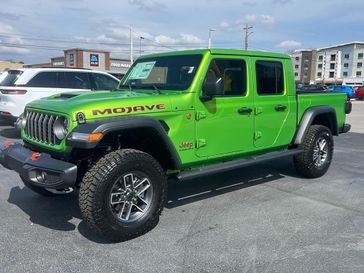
[91,73,118,90]
[0,70,23,86]
[204,59,246,96]
[27,72,57,87]
[256,61,284,95]
[58,72,90,89]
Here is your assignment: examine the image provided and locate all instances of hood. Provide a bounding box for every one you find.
[26,90,179,121]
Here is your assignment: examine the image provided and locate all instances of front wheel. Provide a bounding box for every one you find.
[294,125,333,178]
[79,149,167,242]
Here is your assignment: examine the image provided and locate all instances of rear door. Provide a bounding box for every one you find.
[252,59,296,148]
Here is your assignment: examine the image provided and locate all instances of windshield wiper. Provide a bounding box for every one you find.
[116,83,133,92]
[151,84,161,94]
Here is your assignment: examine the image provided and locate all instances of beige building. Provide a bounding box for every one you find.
[290,50,317,85]
[0,61,24,73]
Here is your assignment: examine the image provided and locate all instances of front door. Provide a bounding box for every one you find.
[195,56,255,158]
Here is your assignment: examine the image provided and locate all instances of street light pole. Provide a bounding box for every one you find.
[129,25,134,64]
[243,24,253,50]
[208,28,216,49]
[139,36,144,56]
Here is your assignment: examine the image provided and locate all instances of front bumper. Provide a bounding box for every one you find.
[0,142,77,189]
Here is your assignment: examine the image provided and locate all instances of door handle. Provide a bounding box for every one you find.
[275,104,287,111]
[238,107,253,114]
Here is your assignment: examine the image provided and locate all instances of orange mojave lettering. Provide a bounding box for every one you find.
[92,104,165,116]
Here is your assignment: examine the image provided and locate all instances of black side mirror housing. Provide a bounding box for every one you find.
[200,77,224,101]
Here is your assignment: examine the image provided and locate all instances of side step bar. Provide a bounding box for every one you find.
[177,149,302,181]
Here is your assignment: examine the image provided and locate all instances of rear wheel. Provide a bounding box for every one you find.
[79,149,167,242]
[294,125,333,178]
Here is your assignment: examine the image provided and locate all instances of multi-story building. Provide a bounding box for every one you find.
[290,49,317,85]
[315,42,364,85]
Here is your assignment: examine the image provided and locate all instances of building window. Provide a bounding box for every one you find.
[358,53,363,59]
[343,72,348,77]
[330,54,336,61]
[356,71,362,77]
[329,72,335,78]
[295,64,299,69]
[344,63,349,68]
[357,62,362,68]
[294,72,298,77]
[295,56,299,61]
[330,63,335,69]
[318,55,323,61]
[317,72,322,77]
[318,64,322,69]
[344,54,350,59]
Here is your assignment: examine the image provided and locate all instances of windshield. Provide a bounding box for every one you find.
[120,54,202,91]
[0,70,23,86]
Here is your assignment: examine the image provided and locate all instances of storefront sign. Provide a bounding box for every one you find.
[90,53,99,67]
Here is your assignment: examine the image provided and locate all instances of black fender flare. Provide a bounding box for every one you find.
[67,116,181,170]
[293,106,338,145]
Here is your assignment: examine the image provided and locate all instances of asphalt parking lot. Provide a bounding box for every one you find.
[0,101,363,273]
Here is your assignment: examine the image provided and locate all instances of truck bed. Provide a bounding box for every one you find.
[297,92,347,130]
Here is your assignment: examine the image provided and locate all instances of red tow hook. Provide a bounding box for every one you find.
[5,141,13,148]
[31,152,40,161]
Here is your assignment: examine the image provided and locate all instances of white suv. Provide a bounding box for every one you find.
[0,68,119,125]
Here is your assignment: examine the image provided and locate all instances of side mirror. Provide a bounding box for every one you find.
[200,77,224,102]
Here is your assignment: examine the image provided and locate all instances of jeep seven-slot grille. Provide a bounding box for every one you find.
[24,111,59,145]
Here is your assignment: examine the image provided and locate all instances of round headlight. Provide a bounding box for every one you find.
[15,113,27,130]
[54,117,68,140]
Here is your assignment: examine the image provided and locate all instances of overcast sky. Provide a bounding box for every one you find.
[1,0,364,63]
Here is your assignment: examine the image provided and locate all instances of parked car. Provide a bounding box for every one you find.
[355,86,364,100]
[327,85,355,98]
[299,85,327,92]
[0,68,119,124]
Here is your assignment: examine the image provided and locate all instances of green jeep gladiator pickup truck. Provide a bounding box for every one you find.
[0,49,351,241]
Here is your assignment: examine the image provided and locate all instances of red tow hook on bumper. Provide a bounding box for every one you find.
[4,141,13,148]
[31,152,40,161]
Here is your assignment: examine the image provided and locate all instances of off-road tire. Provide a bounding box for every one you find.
[79,149,167,242]
[294,125,333,178]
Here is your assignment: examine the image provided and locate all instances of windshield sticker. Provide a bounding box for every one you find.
[128,61,156,80]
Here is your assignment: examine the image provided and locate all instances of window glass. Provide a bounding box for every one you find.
[0,70,23,86]
[256,61,284,95]
[122,55,202,91]
[26,72,57,87]
[59,72,90,89]
[204,59,247,96]
[92,73,119,90]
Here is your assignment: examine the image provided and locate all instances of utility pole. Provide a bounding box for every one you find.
[243,24,253,50]
[129,25,134,64]
[208,28,216,49]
